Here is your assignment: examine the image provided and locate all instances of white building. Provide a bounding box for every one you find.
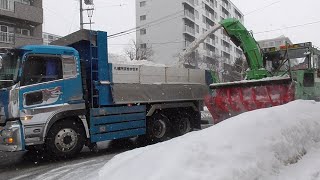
[258,35,293,49]
[42,32,61,45]
[136,0,244,66]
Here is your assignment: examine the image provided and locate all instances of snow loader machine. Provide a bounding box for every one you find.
[180,18,320,124]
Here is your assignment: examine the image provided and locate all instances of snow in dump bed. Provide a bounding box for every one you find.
[98,100,320,180]
[108,54,167,67]
[210,75,291,87]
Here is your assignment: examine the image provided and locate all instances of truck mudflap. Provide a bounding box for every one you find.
[0,120,24,152]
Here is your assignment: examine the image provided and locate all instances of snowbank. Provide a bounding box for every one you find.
[98,100,320,180]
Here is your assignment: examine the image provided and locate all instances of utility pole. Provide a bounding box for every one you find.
[80,0,84,30]
[80,0,94,30]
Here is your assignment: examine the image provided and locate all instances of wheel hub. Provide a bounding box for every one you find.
[54,128,78,152]
[152,119,166,139]
[177,117,190,135]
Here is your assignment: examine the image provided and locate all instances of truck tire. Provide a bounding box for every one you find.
[45,119,85,159]
[147,113,171,143]
[173,113,192,136]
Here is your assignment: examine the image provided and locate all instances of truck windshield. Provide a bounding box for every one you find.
[0,52,20,88]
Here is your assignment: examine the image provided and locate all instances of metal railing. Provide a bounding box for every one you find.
[184,25,195,35]
[0,31,14,44]
[184,10,195,20]
[184,40,193,48]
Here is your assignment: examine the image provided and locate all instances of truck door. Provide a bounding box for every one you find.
[18,54,65,144]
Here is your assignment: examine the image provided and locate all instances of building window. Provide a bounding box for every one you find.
[140,28,146,35]
[139,1,146,7]
[269,41,275,47]
[275,40,282,46]
[21,0,31,5]
[140,43,147,49]
[0,25,14,43]
[0,0,31,12]
[195,24,199,33]
[16,28,31,36]
[140,15,146,21]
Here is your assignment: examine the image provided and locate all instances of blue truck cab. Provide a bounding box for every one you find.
[0,30,208,157]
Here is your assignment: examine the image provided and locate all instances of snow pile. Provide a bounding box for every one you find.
[98,100,320,180]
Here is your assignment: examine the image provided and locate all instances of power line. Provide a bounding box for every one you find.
[108,12,185,39]
[244,1,280,16]
[95,4,126,9]
[254,20,320,34]
[109,41,184,46]
[107,3,213,39]
[107,10,185,38]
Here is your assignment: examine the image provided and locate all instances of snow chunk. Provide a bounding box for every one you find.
[98,100,320,180]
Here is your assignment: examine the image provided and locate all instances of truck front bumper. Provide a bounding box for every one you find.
[0,121,24,152]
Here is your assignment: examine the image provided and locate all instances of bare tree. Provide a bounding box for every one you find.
[124,40,154,61]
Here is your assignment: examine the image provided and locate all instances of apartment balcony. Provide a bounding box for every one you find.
[184,10,195,21]
[183,0,195,7]
[204,49,216,58]
[221,0,231,10]
[223,46,231,53]
[0,0,43,24]
[205,37,210,43]
[205,40,215,50]
[203,0,215,11]
[183,25,195,36]
[184,40,193,48]
[221,12,230,19]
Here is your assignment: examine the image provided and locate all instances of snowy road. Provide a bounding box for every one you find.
[0,141,134,180]
[0,111,213,180]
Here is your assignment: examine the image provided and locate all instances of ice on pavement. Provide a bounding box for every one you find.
[98,100,320,180]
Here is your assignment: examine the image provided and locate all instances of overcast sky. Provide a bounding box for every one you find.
[43,0,320,54]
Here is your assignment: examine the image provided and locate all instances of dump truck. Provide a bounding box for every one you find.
[0,30,209,157]
[187,19,320,124]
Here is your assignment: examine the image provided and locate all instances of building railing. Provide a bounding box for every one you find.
[184,10,195,20]
[185,0,194,6]
[184,25,195,35]
[0,31,14,44]
[184,40,193,48]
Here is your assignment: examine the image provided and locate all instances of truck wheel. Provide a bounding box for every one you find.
[147,113,171,142]
[173,113,191,136]
[46,119,85,159]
